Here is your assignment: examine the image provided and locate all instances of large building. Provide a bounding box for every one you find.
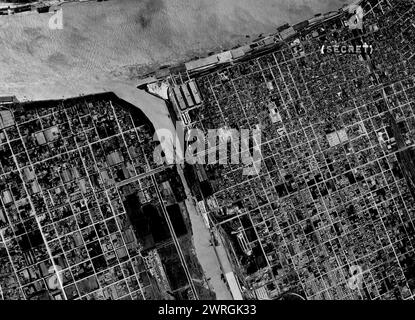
[163,0,415,300]
[0,93,210,300]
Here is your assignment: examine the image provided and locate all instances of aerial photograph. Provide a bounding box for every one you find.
[0,0,415,307]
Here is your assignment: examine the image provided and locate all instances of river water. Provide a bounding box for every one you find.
[0,0,353,300]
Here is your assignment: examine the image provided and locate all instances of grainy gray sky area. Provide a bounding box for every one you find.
[0,0,352,100]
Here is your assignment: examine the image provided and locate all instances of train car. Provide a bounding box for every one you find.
[14,4,31,13]
[37,5,50,13]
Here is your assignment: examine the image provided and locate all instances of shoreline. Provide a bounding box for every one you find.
[0,0,356,300]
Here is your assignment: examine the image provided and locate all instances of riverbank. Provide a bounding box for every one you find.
[177,166,233,300]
